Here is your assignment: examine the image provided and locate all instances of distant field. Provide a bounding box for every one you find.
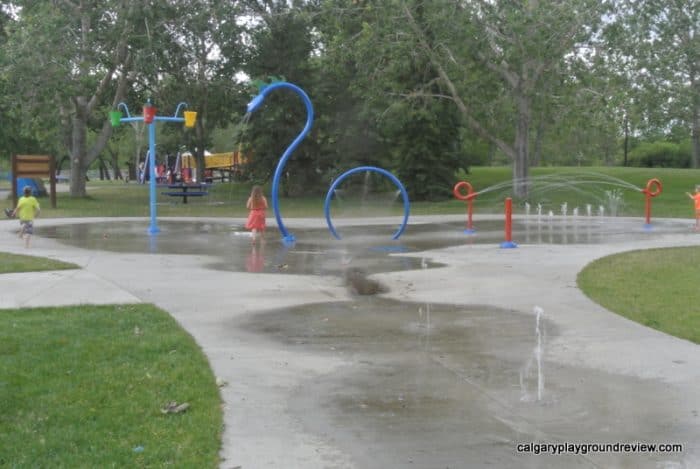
[2,166,699,219]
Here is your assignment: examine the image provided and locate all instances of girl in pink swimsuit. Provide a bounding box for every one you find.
[245,185,268,243]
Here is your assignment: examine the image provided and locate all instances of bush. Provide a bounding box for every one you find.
[628,141,691,168]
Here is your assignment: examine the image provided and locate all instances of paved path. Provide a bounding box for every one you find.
[1,216,699,469]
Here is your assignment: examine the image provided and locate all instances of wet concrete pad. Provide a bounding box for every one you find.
[238,298,694,468]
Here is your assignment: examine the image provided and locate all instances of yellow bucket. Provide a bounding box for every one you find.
[184,111,197,128]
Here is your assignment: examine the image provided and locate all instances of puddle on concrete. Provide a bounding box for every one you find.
[41,218,693,256]
[238,298,693,468]
[39,218,696,278]
[40,221,444,276]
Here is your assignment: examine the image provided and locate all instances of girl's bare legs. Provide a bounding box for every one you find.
[251,228,258,244]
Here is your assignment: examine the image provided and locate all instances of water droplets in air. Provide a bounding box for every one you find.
[520,306,545,403]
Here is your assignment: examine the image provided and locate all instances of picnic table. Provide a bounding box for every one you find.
[161,182,210,204]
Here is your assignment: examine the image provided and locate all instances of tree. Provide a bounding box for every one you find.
[402,0,611,196]
[609,0,700,168]
[327,1,609,197]
[151,0,250,182]
[2,1,151,196]
[311,0,465,200]
[242,1,323,194]
[0,4,44,162]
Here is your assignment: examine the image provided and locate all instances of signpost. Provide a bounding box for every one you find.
[11,154,57,209]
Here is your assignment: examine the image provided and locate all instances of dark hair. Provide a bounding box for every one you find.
[23,186,32,196]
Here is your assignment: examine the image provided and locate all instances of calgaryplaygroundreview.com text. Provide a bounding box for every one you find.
[516,441,684,456]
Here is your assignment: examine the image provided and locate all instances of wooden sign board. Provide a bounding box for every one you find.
[11,154,57,209]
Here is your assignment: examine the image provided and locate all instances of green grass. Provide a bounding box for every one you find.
[0,252,78,273]
[0,254,222,466]
[577,246,700,344]
[6,166,697,219]
[0,303,222,467]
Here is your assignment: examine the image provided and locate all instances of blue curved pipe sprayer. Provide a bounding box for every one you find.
[324,166,411,240]
[246,82,314,245]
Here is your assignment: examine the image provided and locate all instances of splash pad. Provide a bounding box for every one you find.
[27,214,700,468]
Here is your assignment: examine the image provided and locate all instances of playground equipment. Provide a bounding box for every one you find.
[137,150,166,184]
[246,82,313,245]
[109,100,196,234]
[641,178,662,229]
[180,151,248,182]
[453,181,477,234]
[324,166,410,240]
[500,197,517,249]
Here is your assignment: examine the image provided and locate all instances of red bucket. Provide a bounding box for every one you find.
[143,104,157,124]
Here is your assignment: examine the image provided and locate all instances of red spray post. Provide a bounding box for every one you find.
[453,181,478,234]
[641,178,662,229]
[500,197,518,248]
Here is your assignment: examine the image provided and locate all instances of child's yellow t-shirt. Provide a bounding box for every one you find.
[17,196,40,221]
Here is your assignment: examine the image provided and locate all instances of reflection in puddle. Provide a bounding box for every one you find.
[238,299,690,469]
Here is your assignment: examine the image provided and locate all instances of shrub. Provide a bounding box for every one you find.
[628,141,690,168]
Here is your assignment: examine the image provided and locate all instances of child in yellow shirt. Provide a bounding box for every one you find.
[11,186,41,247]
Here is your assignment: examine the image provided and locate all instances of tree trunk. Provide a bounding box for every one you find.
[532,119,544,166]
[56,155,70,173]
[692,102,699,169]
[488,142,496,165]
[68,97,116,195]
[69,98,89,197]
[98,157,111,180]
[623,113,629,167]
[603,134,612,165]
[112,156,123,180]
[513,93,531,198]
[194,120,206,182]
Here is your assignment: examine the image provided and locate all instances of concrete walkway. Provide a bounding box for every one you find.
[1,216,699,469]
